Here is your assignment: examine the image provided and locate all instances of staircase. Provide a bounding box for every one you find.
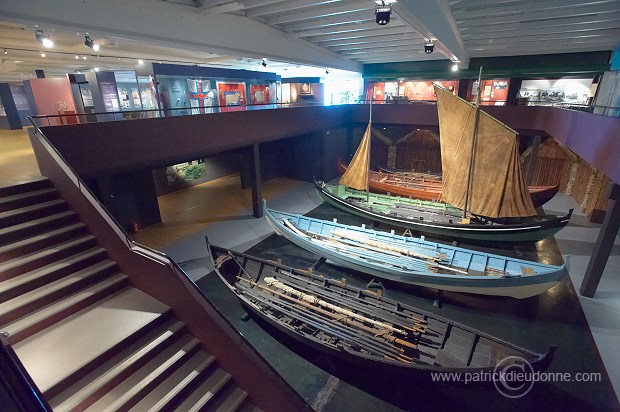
[0,178,261,412]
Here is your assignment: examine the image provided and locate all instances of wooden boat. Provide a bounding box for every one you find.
[316,181,572,243]
[262,201,567,298]
[206,239,557,388]
[338,160,559,208]
[330,85,572,242]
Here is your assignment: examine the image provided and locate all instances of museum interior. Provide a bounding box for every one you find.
[0,1,619,411]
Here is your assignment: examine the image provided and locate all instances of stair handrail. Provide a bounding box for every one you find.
[27,118,311,411]
[0,332,53,412]
[27,119,176,263]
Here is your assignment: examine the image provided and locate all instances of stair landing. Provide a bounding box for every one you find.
[13,287,169,394]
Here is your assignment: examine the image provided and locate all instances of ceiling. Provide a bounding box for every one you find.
[0,0,618,83]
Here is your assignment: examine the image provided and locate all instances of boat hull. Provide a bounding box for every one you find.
[339,161,559,207]
[316,182,572,243]
[263,202,566,299]
[206,241,556,387]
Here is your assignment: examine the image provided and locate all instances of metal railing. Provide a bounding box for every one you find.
[28,101,325,127]
[25,116,296,404]
[0,332,52,412]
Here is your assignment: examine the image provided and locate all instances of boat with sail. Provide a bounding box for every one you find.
[206,238,556,388]
[324,82,571,242]
[262,201,567,298]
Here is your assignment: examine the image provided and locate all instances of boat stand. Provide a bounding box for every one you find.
[311,256,327,270]
[366,278,385,291]
[434,289,444,308]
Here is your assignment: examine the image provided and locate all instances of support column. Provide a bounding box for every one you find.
[249,143,263,218]
[525,135,541,185]
[580,183,620,298]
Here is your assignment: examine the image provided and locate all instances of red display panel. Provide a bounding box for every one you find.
[467,79,510,106]
[400,80,460,101]
[217,82,247,112]
[250,84,270,105]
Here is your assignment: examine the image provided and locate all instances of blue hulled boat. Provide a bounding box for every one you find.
[263,200,566,299]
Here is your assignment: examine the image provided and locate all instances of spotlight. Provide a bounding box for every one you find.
[451,63,458,72]
[40,52,46,57]
[35,30,54,48]
[261,59,267,67]
[84,35,99,51]
[75,55,79,59]
[325,68,330,74]
[94,67,100,72]
[375,2,391,25]
[424,40,434,54]
[82,56,87,60]
[3,49,7,55]
[138,59,144,65]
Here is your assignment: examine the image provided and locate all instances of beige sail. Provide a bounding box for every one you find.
[339,121,371,191]
[434,85,536,218]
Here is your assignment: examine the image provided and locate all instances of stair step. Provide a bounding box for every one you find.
[129,351,216,412]
[0,259,118,326]
[49,319,187,411]
[0,246,108,302]
[13,287,170,394]
[0,222,87,261]
[0,210,78,245]
[0,187,58,212]
[0,198,67,228]
[85,334,201,411]
[0,178,52,199]
[0,234,98,280]
[173,367,233,412]
[210,385,249,412]
[2,273,129,344]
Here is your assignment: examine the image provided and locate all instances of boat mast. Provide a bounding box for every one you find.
[463,66,483,220]
[367,99,372,202]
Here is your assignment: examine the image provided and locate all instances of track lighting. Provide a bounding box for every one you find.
[375,1,392,25]
[261,59,267,67]
[3,49,7,55]
[326,68,330,74]
[84,35,99,51]
[35,30,54,48]
[424,40,434,54]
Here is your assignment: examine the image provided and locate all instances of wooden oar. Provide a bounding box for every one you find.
[265,276,411,336]
[238,277,418,350]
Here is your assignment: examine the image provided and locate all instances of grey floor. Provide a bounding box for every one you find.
[161,180,620,406]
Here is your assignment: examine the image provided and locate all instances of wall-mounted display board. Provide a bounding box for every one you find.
[250,84,270,104]
[366,80,459,102]
[187,79,216,114]
[467,79,510,106]
[217,82,247,112]
[519,78,594,105]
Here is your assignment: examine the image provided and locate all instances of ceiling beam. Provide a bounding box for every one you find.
[246,0,344,18]
[279,10,373,32]
[296,21,405,38]
[392,0,469,66]
[264,1,373,26]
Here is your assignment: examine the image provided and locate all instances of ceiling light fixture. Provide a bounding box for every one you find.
[82,56,87,60]
[3,49,7,55]
[424,40,434,54]
[35,30,54,48]
[40,52,46,57]
[325,68,330,74]
[75,55,79,59]
[138,59,144,65]
[94,67,100,72]
[451,63,459,71]
[375,1,392,25]
[84,35,99,51]
[261,59,267,68]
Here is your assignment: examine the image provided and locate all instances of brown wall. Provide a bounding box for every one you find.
[40,103,620,189]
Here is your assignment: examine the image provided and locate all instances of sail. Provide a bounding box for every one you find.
[339,121,371,191]
[434,85,536,218]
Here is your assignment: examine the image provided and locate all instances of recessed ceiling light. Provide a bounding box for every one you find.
[75,55,79,59]
[82,56,87,60]
[40,52,46,57]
